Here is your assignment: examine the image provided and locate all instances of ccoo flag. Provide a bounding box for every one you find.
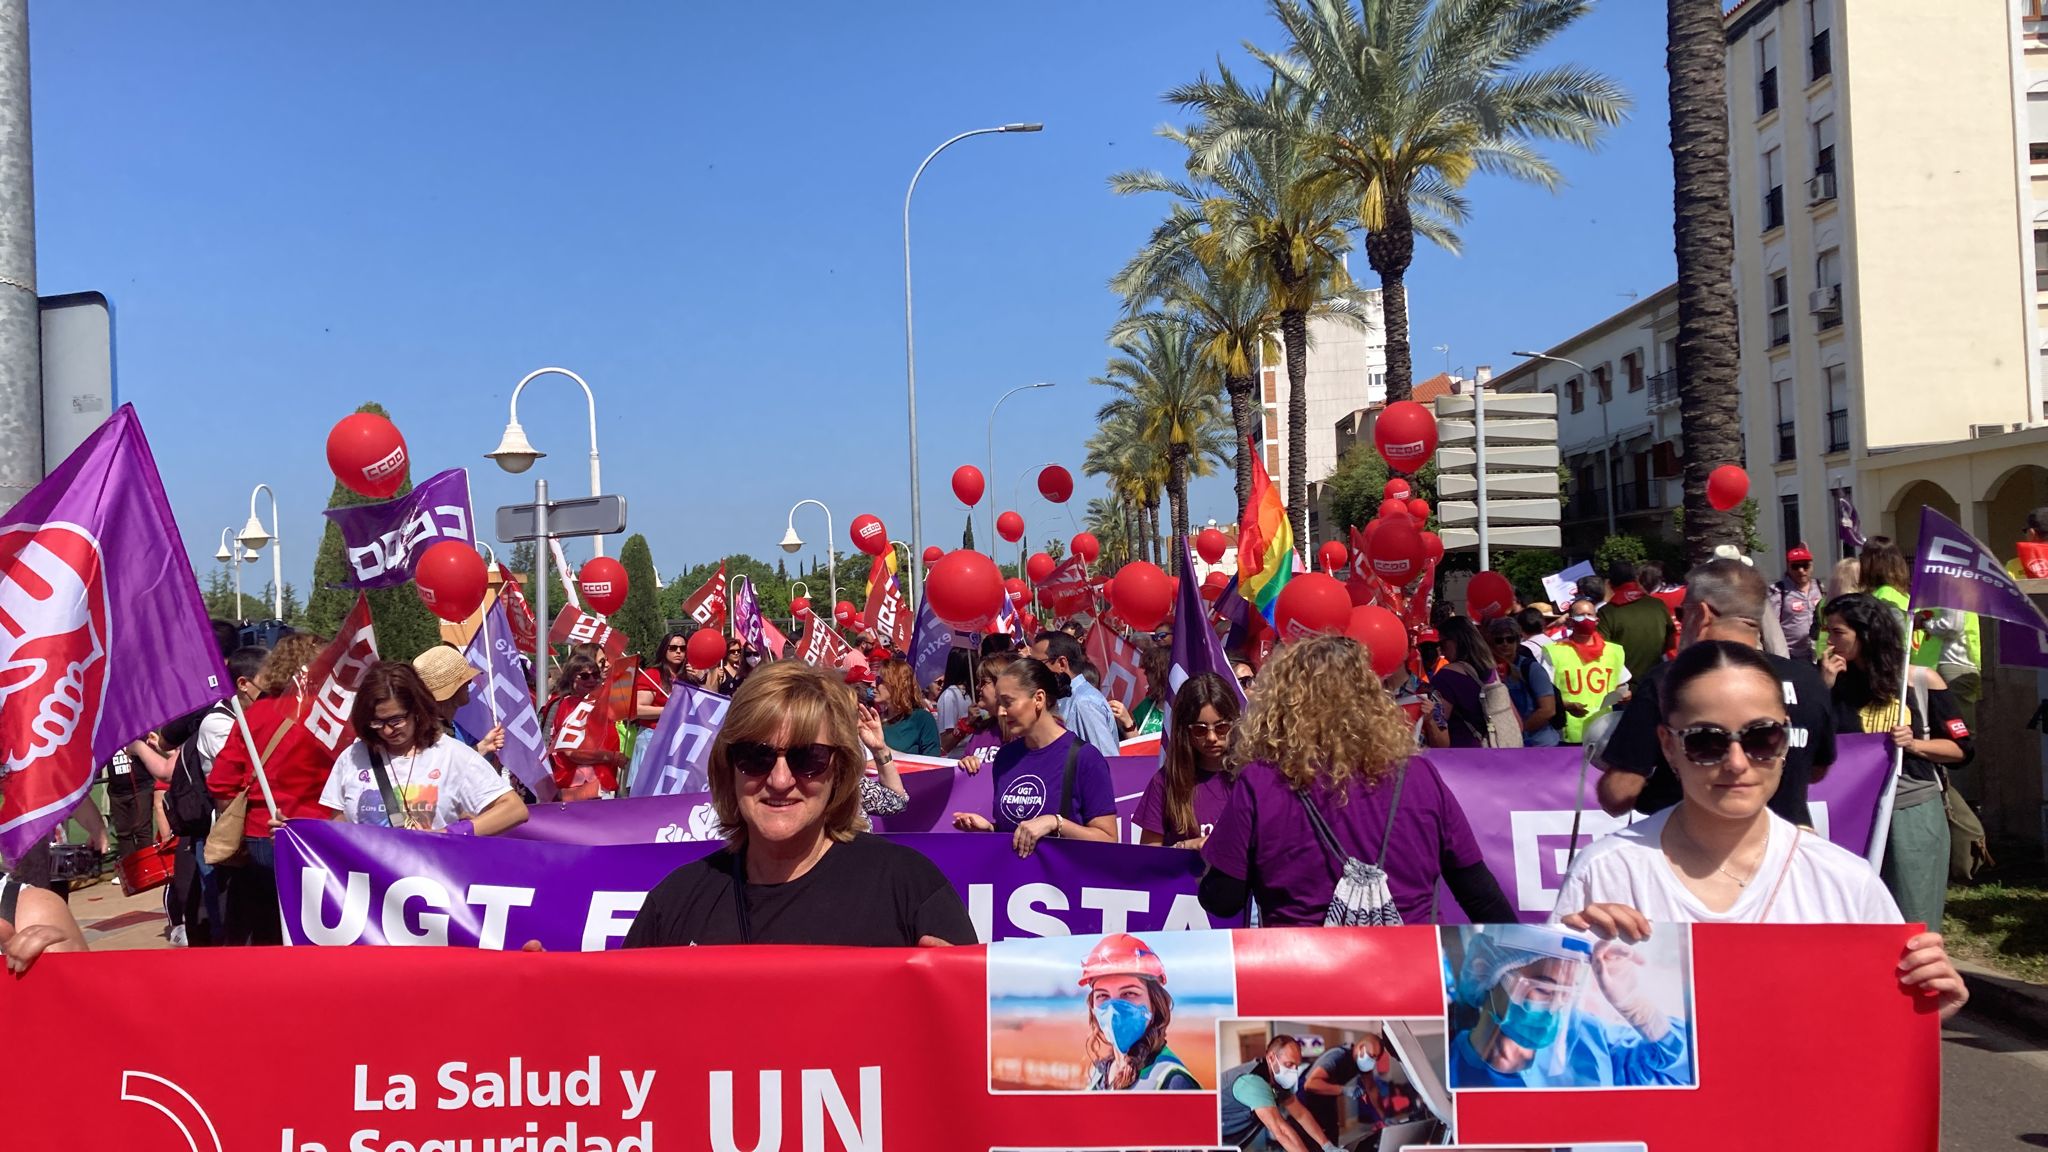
[1909,506,2048,633]
[0,405,230,866]
[1236,437,1292,623]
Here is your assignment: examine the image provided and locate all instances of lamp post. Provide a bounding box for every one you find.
[237,484,283,619]
[1512,350,1614,540]
[789,580,810,632]
[904,122,1044,605]
[780,499,837,609]
[986,381,1055,550]
[486,366,606,557]
[215,527,258,621]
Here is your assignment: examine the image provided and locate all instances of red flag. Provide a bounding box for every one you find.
[680,564,728,628]
[547,605,628,659]
[297,594,381,759]
[495,564,538,654]
[761,617,790,659]
[546,693,620,797]
[1038,556,1095,617]
[793,601,855,668]
[1083,621,1147,710]
[863,555,912,651]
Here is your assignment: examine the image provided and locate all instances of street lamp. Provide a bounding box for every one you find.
[1512,350,1615,540]
[904,122,1045,605]
[781,499,837,609]
[487,366,606,557]
[987,381,1055,549]
[238,483,283,619]
[216,527,258,621]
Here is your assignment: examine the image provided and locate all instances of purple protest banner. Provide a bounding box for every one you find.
[633,681,729,796]
[1428,734,1894,923]
[1170,535,1241,704]
[2002,616,2048,669]
[454,601,554,801]
[321,467,473,589]
[1910,505,2048,632]
[274,820,1221,950]
[910,595,971,690]
[0,405,231,866]
[733,576,767,658]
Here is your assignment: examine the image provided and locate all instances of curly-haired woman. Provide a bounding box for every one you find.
[1199,634,1516,926]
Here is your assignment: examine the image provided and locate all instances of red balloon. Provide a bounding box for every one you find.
[1374,401,1439,473]
[1347,605,1410,679]
[1378,497,1411,521]
[850,514,889,557]
[1274,573,1352,641]
[1037,466,1074,504]
[1420,530,1445,566]
[1108,562,1173,631]
[326,412,408,499]
[926,550,1005,629]
[1367,515,1425,585]
[833,600,856,627]
[413,540,487,623]
[1204,570,1229,589]
[922,545,944,565]
[578,557,629,616]
[1026,552,1057,584]
[1406,498,1430,522]
[951,465,986,507]
[1707,464,1751,512]
[1383,478,1412,503]
[790,596,810,616]
[1195,527,1229,565]
[1200,579,1224,603]
[1004,577,1030,605]
[1466,571,1517,621]
[848,612,867,633]
[1019,611,1039,634]
[997,510,1025,543]
[685,628,727,671]
[1070,533,1101,564]
[1317,540,1349,573]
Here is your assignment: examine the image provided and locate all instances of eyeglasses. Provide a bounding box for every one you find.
[1186,720,1234,738]
[1789,562,1812,570]
[368,714,411,733]
[728,741,839,780]
[665,643,687,652]
[1672,719,1790,766]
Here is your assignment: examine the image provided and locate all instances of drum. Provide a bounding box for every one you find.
[49,843,100,883]
[118,838,178,896]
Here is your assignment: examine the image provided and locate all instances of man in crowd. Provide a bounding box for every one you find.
[1543,599,1627,745]
[1030,631,1121,756]
[1596,558,1837,827]
[1768,545,1823,662]
[1596,560,1673,684]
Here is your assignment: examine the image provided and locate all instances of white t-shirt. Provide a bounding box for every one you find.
[319,737,513,831]
[934,685,973,732]
[1550,808,1901,925]
[196,710,235,775]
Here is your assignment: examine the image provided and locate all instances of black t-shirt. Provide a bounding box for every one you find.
[1601,652,1837,826]
[1829,679,1972,785]
[622,832,978,948]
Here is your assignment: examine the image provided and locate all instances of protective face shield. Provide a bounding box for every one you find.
[1456,925,1596,1080]
[1093,997,1152,1055]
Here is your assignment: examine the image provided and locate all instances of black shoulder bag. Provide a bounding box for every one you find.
[365,745,410,831]
[1058,737,1081,824]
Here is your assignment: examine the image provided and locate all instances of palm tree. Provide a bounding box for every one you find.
[1113,75,1356,556]
[1084,412,1167,568]
[1084,497,1133,568]
[1178,0,1630,403]
[1094,318,1233,574]
[1667,0,1741,560]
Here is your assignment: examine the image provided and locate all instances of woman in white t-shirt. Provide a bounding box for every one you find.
[1551,641,1966,1019]
[320,663,529,836]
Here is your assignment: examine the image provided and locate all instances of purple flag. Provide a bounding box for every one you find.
[454,602,555,801]
[1836,491,1867,551]
[1909,505,2048,631]
[2001,617,2048,669]
[733,576,767,658]
[0,405,229,865]
[320,467,473,589]
[636,681,730,796]
[909,596,964,690]
[1169,536,1243,705]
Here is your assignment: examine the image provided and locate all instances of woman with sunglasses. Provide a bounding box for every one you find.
[543,650,626,800]
[1133,673,1239,849]
[320,663,529,836]
[950,658,1119,857]
[637,630,690,725]
[1552,641,1965,1019]
[623,661,976,948]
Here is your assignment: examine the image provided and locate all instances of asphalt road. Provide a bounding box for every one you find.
[1944,1004,2048,1149]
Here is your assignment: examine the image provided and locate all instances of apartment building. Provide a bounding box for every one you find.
[1255,298,1389,504]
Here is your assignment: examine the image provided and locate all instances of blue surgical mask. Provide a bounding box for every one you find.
[1093,998,1151,1055]
[1495,998,1563,1051]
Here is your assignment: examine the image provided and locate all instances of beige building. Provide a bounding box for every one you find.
[1256,298,1388,504]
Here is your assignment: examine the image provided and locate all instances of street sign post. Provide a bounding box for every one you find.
[496,494,627,542]
[1434,389,1561,565]
[40,291,113,473]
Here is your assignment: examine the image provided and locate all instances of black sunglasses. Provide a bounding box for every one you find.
[728,741,839,779]
[1671,720,1790,766]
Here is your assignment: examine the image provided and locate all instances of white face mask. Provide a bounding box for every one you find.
[1272,1061,1303,1091]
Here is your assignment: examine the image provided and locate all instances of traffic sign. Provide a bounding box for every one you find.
[41,292,113,472]
[1438,445,1559,470]
[1438,417,1559,447]
[1434,392,1556,418]
[497,494,628,542]
[1437,499,1562,527]
[1441,525,1562,550]
[1434,388,1561,559]
[1437,471,1560,499]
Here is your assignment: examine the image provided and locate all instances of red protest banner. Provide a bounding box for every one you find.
[495,564,539,654]
[679,564,727,628]
[297,594,380,758]
[0,926,1934,1151]
[1038,555,1094,616]
[793,600,855,668]
[1084,619,1146,710]
[863,555,911,651]
[547,605,628,660]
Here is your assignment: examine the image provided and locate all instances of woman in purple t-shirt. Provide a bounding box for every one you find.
[1134,673,1240,848]
[952,658,1118,857]
[951,652,1017,772]
[1198,635,1517,927]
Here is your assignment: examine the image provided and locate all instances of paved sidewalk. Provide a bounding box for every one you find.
[65,877,174,951]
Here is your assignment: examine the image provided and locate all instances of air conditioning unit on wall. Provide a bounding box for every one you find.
[1808,285,1841,315]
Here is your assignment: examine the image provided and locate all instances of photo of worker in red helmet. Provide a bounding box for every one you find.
[987,930,1235,1093]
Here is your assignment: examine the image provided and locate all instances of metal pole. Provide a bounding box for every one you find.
[1474,379,1490,572]
[252,483,282,619]
[233,546,244,621]
[533,477,550,701]
[0,0,38,509]
[505,367,603,557]
[987,382,1054,550]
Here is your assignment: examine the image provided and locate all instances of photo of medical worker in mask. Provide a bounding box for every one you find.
[1217,1036,1341,1152]
[1444,923,1697,1090]
[1079,933,1203,1091]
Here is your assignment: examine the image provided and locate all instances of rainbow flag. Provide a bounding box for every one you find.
[1236,440,1293,623]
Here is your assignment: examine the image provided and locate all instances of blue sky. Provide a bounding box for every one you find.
[28,1,1676,592]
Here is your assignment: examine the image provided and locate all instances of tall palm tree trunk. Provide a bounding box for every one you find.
[1226,374,1258,516]
[1367,204,1416,405]
[1147,497,1164,566]
[1669,0,1742,562]
[1281,306,1311,558]
[1123,500,1141,568]
[1168,445,1191,576]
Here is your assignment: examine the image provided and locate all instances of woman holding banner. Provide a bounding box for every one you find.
[1134,673,1239,848]
[951,652,1017,772]
[1552,640,1966,1020]
[209,634,331,946]
[950,658,1119,856]
[624,661,975,948]
[1198,635,1516,927]
[322,664,528,836]
[1079,933,1203,1091]
[542,650,626,800]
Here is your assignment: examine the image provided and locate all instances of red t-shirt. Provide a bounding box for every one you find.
[208,696,346,839]
[633,667,671,731]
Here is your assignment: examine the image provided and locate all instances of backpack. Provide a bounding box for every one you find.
[1297,765,1410,927]
[166,704,232,839]
[1449,661,1524,750]
[1516,648,1569,732]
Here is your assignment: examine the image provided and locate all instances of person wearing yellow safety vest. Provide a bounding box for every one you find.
[1914,609,1980,729]
[1540,599,1631,745]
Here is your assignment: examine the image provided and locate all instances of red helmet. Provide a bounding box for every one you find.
[1077,933,1167,986]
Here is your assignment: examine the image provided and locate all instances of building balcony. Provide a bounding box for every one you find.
[1776,420,1796,462]
[1647,369,1679,413]
[1827,409,1850,453]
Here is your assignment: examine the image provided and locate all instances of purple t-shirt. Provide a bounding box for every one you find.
[989,732,1116,833]
[1133,767,1232,845]
[955,726,1003,760]
[1200,756,1484,926]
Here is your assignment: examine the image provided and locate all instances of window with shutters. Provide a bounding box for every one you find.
[1762,147,1784,231]
[1758,30,1780,116]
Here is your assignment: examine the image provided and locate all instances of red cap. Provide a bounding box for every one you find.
[1417,627,1441,643]
[1786,545,1814,564]
[866,645,892,664]
[842,662,876,686]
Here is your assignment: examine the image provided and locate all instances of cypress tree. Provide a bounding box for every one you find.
[304,401,450,662]
[614,534,665,661]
